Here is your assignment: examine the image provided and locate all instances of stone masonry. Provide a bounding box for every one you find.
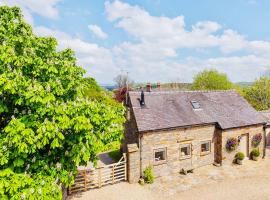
[140,125,216,177]
[220,124,264,165]
[127,143,140,183]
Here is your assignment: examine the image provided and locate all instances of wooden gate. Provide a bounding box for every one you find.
[68,155,126,194]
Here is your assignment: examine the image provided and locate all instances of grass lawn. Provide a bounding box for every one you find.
[108,149,122,162]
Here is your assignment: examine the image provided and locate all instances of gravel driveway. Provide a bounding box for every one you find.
[68,158,270,200]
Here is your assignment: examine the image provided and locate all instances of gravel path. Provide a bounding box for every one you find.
[69,158,270,200]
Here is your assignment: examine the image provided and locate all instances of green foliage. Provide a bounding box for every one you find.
[235,152,245,160]
[0,168,62,200]
[243,76,270,111]
[250,148,260,158]
[102,141,121,152]
[0,6,125,199]
[143,166,154,184]
[192,69,234,90]
[108,149,122,162]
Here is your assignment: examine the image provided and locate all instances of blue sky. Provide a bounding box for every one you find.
[1,0,270,84]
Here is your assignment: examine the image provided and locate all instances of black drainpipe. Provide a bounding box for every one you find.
[139,133,143,177]
[263,125,266,159]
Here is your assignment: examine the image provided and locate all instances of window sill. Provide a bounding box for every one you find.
[200,151,211,156]
[180,156,191,160]
[153,161,167,166]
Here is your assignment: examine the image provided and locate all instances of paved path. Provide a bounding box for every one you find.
[69,158,270,200]
[77,152,115,170]
[97,152,115,165]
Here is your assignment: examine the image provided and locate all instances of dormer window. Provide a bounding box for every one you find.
[191,101,201,110]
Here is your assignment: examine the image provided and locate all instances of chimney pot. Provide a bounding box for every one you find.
[140,90,145,106]
[157,82,161,89]
[146,83,151,92]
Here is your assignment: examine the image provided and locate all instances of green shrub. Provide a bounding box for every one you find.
[235,152,245,160]
[143,166,154,184]
[251,148,260,157]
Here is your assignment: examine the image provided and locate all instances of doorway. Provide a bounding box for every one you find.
[239,134,249,158]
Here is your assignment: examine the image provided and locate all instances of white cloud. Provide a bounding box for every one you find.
[247,0,257,5]
[7,0,268,84]
[88,24,108,39]
[105,0,247,53]
[103,0,270,83]
[219,30,247,53]
[0,0,61,24]
[34,26,120,83]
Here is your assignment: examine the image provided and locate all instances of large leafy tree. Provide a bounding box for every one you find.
[243,76,270,111]
[0,6,125,199]
[192,69,234,90]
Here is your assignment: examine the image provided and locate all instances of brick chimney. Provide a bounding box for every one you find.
[157,82,161,90]
[146,83,151,92]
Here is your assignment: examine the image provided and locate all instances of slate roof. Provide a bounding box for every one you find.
[129,90,266,132]
[259,110,270,126]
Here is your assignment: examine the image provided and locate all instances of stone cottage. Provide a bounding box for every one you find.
[124,90,266,183]
[260,110,270,156]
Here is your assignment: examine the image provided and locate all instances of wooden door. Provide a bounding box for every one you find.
[240,134,249,157]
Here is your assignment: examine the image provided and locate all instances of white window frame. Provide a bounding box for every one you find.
[153,148,167,164]
[179,143,192,160]
[200,140,211,155]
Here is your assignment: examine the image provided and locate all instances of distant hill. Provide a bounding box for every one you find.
[161,83,192,90]
[100,82,253,91]
[235,82,253,88]
[100,85,117,91]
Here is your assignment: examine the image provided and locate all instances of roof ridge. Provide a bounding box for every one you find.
[129,89,236,94]
[259,110,270,113]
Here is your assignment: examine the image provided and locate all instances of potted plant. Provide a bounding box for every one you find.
[235,152,245,165]
[250,148,260,161]
[226,137,238,152]
[252,133,262,147]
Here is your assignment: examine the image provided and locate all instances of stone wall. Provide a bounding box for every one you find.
[214,128,222,163]
[265,126,270,146]
[221,125,264,165]
[123,106,139,153]
[265,126,270,157]
[127,144,140,183]
[140,125,216,177]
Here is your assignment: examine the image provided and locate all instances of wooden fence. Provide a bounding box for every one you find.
[68,155,127,194]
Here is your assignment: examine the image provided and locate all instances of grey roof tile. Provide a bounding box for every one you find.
[129,90,266,132]
[259,110,270,125]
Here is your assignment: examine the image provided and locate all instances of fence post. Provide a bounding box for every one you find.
[68,187,71,196]
[127,144,140,183]
[98,168,101,188]
[112,165,115,184]
[84,170,87,191]
[123,153,127,181]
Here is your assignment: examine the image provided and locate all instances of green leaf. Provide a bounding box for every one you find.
[13,159,24,167]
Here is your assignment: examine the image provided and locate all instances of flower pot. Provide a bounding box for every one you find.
[139,178,145,185]
[253,156,259,161]
[236,159,243,165]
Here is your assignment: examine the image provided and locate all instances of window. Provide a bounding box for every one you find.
[191,101,201,110]
[180,144,191,159]
[201,141,211,155]
[154,148,167,163]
